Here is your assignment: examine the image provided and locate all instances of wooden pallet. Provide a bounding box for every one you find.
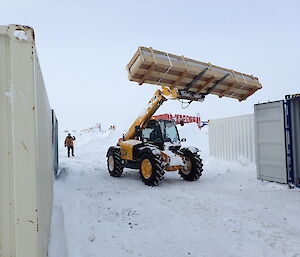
[126,47,262,101]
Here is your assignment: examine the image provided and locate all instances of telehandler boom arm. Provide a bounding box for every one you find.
[123,87,178,141]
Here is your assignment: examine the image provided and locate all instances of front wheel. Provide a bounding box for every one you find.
[139,152,164,186]
[179,149,203,181]
[107,147,123,177]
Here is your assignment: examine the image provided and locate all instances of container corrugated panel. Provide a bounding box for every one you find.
[209,114,255,162]
[0,24,53,257]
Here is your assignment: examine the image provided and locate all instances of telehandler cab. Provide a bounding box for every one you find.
[107,47,262,186]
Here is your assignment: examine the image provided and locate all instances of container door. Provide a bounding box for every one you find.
[254,101,287,183]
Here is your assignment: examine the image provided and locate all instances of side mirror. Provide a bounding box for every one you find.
[181,138,186,142]
[135,126,142,139]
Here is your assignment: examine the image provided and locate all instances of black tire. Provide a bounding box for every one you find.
[106,147,123,177]
[178,148,203,181]
[139,151,164,186]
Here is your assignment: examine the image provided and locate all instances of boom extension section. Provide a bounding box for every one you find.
[123,86,178,141]
[123,85,205,141]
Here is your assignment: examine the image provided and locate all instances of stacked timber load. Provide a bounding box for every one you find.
[126,46,262,101]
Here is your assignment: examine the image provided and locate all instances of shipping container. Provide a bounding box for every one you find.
[254,96,300,186]
[0,24,53,257]
[209,114,255,162]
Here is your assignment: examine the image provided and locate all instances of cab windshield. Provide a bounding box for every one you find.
[164,121,179,142]
[142,121,163,143]
[143,120,179,144]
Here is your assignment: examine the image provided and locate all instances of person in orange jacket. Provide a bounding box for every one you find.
[64,133,76,157]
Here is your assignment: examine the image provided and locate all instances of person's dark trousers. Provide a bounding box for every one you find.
[67,146,74,157]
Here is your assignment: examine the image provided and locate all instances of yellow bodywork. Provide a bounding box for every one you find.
[119,139,141,160]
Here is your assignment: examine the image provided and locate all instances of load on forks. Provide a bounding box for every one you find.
[107,47,262,186]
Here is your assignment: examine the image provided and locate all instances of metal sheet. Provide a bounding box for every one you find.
[209,114,255,162]
[0,24,53,257]
[254,101,287,183]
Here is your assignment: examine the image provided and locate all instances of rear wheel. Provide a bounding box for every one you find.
[139,152,164,186]
[179,149,203,181]
[107,147,123,177]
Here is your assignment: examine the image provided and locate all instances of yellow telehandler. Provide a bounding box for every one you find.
[107,47,262,186]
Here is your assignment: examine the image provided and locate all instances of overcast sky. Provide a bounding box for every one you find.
[1,0,300,131]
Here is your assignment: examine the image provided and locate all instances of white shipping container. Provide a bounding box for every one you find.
[209,114,255,162]
[0,25,53,257]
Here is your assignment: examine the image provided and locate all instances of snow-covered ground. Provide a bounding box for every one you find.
[48,124,300,257]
